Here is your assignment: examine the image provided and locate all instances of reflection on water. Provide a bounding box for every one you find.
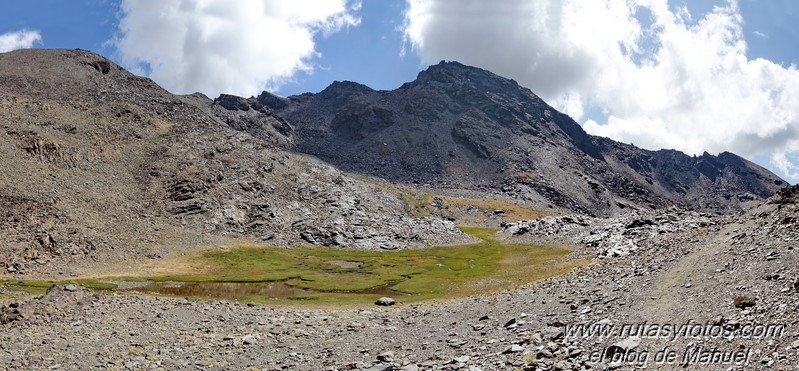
[129,280,405,300]
[131,281,313,300]
[325,260,363,269]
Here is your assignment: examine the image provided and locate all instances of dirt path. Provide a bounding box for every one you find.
[640,227,731,321]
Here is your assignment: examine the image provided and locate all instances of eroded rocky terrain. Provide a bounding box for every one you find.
[1,49,797,371]
[0,49,468,276]
[2,185,798,370]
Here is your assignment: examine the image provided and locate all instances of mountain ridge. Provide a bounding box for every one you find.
[239,60,784,216]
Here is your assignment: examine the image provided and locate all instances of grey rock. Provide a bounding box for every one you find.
[605,337,641,359]
[502,344,524,354]
[537,350,554,359]
[542,326,564,340]
[553,360,572,370]
[214,94,252,111]
[362,364,393,371]
[377,351,395,362]
[375,297,396,306]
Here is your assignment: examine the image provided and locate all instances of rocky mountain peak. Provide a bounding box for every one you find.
[411,60,531,100]
[415,60,474,82]
[257,91,289,110]
[319,80,373,98]
[415,60,507,84]
[0,48,168,101]
[255,61,784,216]
[214,94,253,111]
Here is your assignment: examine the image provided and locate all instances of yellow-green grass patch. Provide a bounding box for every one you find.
[122,227,582,305]
[386,184,546,224]
[0,279,118,295]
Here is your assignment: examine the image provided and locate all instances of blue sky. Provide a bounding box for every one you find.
[1,0,799,182]
[279,1,420,96]
[0,1,796,94]
[7,1,789,95]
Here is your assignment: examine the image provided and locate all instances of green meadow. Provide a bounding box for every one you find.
[1,228,585,305]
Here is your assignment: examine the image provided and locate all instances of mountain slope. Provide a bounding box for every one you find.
[0,49,465,275]
[245,61,784,216]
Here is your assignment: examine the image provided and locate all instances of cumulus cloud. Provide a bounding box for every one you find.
[0,29,42,53]
[114,0,360,97]
[403,0,799,182]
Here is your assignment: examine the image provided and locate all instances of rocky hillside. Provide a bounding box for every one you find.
[2,50,796,370]
[234,61,784,216]
[3,188,796,370]
[0,49,467,275]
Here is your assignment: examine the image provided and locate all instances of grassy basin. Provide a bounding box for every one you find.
[1,228,586,305]
[126,227,583,304]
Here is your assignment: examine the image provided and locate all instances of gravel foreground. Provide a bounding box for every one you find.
[3,191,799,371]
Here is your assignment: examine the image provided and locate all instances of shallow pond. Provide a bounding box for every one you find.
[129,279,405,301]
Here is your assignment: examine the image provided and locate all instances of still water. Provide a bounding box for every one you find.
[129,280,404,301]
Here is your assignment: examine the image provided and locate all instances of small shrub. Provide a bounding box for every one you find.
[732,295,756,309]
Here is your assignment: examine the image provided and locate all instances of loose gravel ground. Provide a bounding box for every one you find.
[3,195,798,370]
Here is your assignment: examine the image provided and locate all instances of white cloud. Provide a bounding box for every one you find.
[114,0,360,97]
[403,0,799,182]
[772,150,799,181]
[752,31,768,39]
[0,29,41,53]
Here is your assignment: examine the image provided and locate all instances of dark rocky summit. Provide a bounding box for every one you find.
[237,61,783,217]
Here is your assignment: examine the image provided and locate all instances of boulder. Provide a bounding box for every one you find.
[375,297,396,306]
